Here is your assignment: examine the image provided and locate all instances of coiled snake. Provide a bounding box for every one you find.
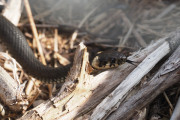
[0,15,135,83]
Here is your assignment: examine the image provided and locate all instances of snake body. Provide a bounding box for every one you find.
[0,15,70,83]
[0,15,135,83]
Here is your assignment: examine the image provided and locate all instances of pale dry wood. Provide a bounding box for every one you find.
[18,43,86,120]
[155,4,176,20]
[70,7,97,49]
[89,12,107,27]
[119,10,147,47]
[90,10,122,33]
[0,65,28,112]
[107,45,180,120]
[78,7,97,28]
[0,103,5,116]
[0,0,23,51]
[118,24,134,51]
[24,0,46,65]
[18,37,166,119]
[53,29,58,67]
[2,0,23,25]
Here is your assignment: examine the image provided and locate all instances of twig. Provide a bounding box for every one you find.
[21,0,63,25]
[120,10,147,47]
[155,4,176,20]
[137,24,163,37]
[91,10,122,33]
[70,31,78,49]
[89,12,107,27]
[163,92,174,111]
[118,24,134,51]
[70,7,97,49]
[54,29,58,67]
[55,53,70,65]
[78,7,97,28]
[23,0,46,65]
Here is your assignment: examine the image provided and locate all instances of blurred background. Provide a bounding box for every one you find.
[26,0,180,49]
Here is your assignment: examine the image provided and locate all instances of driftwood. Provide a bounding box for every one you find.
[17,26,180,119]
[0,56,28,112]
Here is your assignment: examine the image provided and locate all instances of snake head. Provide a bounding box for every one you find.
[91,50,129,70]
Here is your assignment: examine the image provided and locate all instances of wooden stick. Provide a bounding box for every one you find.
[163,92,174,111]
[118,24,134,51]
[21,0,63,25]
[23,0,46,65]
[155,4,176,20]
[120,10,147,47]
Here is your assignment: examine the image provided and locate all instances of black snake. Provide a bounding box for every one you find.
[0,15,70,83]
[0,15,135,83]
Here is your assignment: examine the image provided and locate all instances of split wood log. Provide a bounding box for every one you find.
[18,28,179,119]
[0,59,28,112]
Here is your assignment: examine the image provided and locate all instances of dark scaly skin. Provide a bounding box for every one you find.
[91,50,136,70]
[0,15,70,83]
